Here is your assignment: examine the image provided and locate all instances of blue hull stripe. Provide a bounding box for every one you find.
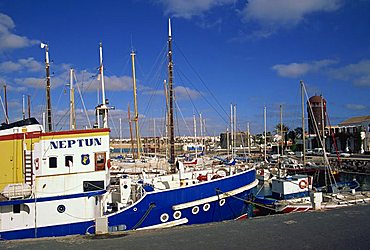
[0,190,106,206]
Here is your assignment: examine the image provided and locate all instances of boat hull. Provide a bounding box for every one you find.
[0,169,257,240]
[107,169,257,231]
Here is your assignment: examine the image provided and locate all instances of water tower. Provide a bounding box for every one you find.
[307,95,327,137]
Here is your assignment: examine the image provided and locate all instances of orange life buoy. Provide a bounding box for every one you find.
[299,180,308,189]
[107,159,112,169]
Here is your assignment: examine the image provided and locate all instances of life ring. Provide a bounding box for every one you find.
[107,159,112,169]
[299,180,308,189]
[215,168,228,177]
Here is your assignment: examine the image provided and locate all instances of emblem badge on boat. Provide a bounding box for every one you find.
[81,154,90,165]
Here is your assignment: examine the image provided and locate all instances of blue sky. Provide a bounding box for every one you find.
[0,0,369,137]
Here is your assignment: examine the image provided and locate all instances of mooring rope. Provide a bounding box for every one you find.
[215,188,276,211]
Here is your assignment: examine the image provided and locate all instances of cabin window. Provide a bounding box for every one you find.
[13,204,21,213]
[65,155,73,167]
[49,157,57,168]
[95,152,106,171]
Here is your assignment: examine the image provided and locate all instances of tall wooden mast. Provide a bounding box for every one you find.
[3,85,9,124]
[41,43,52,132]
[128,104,135,158]
[131,51,141,159]
[168,18,175,171]
[69,68,76,130]
[301,80,306,165]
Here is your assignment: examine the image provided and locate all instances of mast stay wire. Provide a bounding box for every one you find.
[175,65,229,126]
[173,42,230,122]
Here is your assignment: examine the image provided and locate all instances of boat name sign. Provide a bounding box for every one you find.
[50,138,102,149]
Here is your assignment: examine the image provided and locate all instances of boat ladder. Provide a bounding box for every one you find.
[24,151,33,186]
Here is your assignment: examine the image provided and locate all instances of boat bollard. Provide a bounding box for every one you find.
[310,191,323,210]
[95,217,108,234]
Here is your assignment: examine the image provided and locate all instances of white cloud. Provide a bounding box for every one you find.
[18,57,44,72]
[6,85,27,92]
[0,13,39,52]
[0,61,22,72]
[346,104,367,110]
[329,60,370,86]
[142,85,202,100]
[157,0,235,19]
[272,59,338,78]
[77,73,133,92]
[240,0,342,38]
[174,85,202,99]
[0,57,43,73]
[15,77,46,88]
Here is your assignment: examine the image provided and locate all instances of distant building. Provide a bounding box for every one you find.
[326,115,370,154]
[220,132,249,149]
[307,95,327,136]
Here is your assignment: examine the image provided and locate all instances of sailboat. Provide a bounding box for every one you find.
[0,19,257,241]
[250,81,370,216]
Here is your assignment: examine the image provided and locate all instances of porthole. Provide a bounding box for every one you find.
[57,205,66,213]
[219,199,226,207]
[133,207,138,212]
[173,211,182,220]
[160,213,169,223]
[192,206,200,215]
[203,203,210,212]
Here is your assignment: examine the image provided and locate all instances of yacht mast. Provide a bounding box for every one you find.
[264,106,267,162]
[2,85,9,124]
[280,104,283,155]
[168,18,175,171]
[234,104,237,153]
[27,95,31,118]
[301,80,306,165]
[22,94,25,120]
[41,43,52,131]
[69,68,76,130]
[230,103,233,157]
[193,113,197,157]
[128,104,135,158]
[99,42,108,128]
[131,51,141,159]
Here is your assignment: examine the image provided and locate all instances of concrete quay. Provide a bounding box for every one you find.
[1,204,369,250]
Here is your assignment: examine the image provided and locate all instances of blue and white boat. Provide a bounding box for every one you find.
[0,20,257,240]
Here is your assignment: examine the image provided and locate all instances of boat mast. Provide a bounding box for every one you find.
[131,51,141,159]
[230,104,233,157]
[193,113,197,157]
[2,85,9,124]
[264,106,267,162]
[128,104,135,158]
[154,118,157,158]
[27,95,31,118]
[22,94,25,120]
[301,80,306,165]
[321,97,325,152]
[168,18,175,171]
[99,42,109,128]
[41,43,52,132]
[247,122,251,157]
[69,68,76,130]
[119,118,122,155]
[199,113,203,149]
[234,104,237,155]
[280,104,283,155]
